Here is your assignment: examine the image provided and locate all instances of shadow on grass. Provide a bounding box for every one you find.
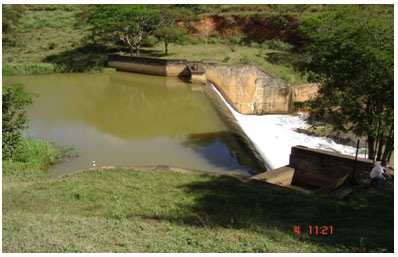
[139,48,171,58]
[42,44,120,72]
[143,175,393,252]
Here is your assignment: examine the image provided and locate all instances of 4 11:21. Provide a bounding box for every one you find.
[294,226,333,235]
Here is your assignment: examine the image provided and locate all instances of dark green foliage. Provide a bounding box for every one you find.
[2,5,26,45]
[141,35,158,47]
[2,83,34,160]
[261,39,294,51]
[154,27,187,54]
[295,5,393,161]
[87,5,160,56]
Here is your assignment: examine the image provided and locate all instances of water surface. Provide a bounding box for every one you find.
[4,72,264,176]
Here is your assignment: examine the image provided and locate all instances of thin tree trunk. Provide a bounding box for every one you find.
[382,127,394,162]
[376,135,385,161]
[387,150,393,163]
[129,46,134,57]
[368,134,375,160]
[165,42,168,55]
[373,120,381,163]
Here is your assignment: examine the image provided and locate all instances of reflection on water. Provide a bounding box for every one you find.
[182,131,265,175]
[4,72,265,176]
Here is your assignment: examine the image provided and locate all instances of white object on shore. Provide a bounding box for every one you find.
[92,161,96,167]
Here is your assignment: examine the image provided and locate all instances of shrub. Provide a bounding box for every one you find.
[209,31,221,39]
[48,42,58,50]
[2,83,34,160]
[175,35,189,46]
[142,35,158,47]
[222,56,231,63]
[208,38,218,44]
[249,41,261,48]
[262,39,294,51]
[239,55,251,64]
[190,37,201,45]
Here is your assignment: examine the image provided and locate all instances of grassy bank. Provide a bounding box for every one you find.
[2,5,304,83]
[3,164,394,252]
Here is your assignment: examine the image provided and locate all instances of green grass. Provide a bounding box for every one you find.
[2,5,99,75]
[3,165,394,252]
[2,5,305,83]
[2,138,74,184]
[139,43,306,84]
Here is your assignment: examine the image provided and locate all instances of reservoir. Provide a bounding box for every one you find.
[4,72,266,177]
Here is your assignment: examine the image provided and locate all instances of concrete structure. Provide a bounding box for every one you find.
[108,54,191,77]
[292,83,319,103]
[205,65,292,114]
[108,55,318,115]
[250,146,374,193]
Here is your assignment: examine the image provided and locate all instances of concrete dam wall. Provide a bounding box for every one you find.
[204,65,293,114]
[108,55,317,115]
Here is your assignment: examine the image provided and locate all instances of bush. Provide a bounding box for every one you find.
[222,56,231,63]
[142,35,158,47]
[249,41,261,48]
[190,37,201,45]
[175,35,189,46]
[261,40,294,51]
[239,55,251,64]
[208,38,218,44]
[2,83,34,160]
[209,32,221,39]
[48,42,58,50]
[2,138,65,181]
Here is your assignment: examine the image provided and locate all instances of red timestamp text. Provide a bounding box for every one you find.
[294,226,333,235]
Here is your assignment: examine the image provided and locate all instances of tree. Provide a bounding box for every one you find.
[2,83,34,160]
[154,7,192,54]
[2,5,25,45]
[154,27,187,55]
[88,5,160,56]
[295,5,393,161]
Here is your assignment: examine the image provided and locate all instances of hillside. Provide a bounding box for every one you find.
[2,4,313,83]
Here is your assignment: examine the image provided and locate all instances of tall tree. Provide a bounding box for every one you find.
[88,5,160,56]
[295,5,394,161]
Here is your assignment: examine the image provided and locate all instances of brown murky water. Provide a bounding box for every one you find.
[4,71,265,177]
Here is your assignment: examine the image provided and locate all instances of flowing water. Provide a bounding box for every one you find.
[4,72,266,177]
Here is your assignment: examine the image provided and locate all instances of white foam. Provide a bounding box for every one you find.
[210,84,366,170]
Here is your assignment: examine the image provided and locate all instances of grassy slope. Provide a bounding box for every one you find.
[3,166,394,253]
[2,5,304,83]
[3,6,81,62]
